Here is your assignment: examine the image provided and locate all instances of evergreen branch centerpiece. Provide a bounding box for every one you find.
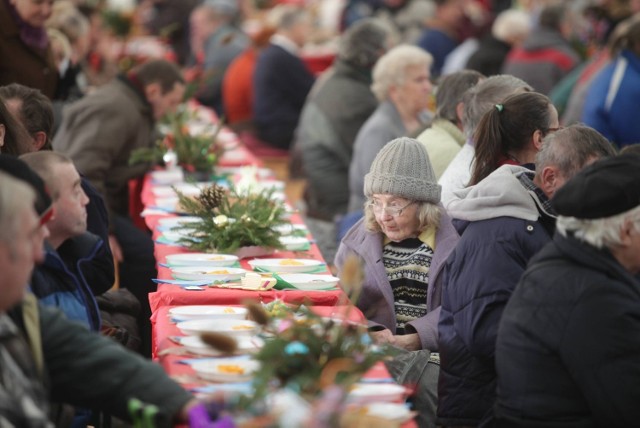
[173,183,287,254]
[130,104,225,178]
[195,256,398,426]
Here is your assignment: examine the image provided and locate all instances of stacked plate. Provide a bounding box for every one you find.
[179,336,261,356]
[347,383,407,405]
[277,274,339,291]
[165,253,238,267]
[279,236,310,251]
[170,266,247,281]
[191,358,259,382]
[169,305,247,321]
[157,216,201,229]
[247,258,324,273]
[176,318,259,337]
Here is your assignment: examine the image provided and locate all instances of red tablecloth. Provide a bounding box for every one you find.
[153,305,416,426]
[142,173,349,313]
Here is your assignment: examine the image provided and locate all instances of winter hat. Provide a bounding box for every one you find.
[552,153,640,219]
[0,155,53,224]
[364,137,441,203]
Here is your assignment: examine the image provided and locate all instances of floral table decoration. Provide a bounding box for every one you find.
[130,104,226,180]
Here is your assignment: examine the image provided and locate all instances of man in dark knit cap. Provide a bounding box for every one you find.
[495,153,640,427]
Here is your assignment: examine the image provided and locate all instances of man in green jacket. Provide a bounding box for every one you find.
[0,166,196,426]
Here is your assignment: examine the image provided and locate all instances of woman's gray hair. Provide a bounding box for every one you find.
[363,199,442,234]
[556,205,640,249]
[492,9,531,43]
[338,18,394,70]
[462,74,532,140]
[371,44,433,102]
[0,171,35,245]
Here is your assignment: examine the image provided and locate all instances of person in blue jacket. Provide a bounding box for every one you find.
[437,125,615,427]
[20,152,108,332]
[582,18,640,147]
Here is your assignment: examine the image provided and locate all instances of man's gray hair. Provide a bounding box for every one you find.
[557,205,640,249]
[371,44,432,102]
[535,125,617,178]
[338,18,394,70]
[0,171,35,244]
[462,74,532,140]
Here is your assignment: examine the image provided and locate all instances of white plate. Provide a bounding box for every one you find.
[217,166,273,179]
[362,402,412,422]
[279,236,310,251]
[165,253,238,267]
[278,274,339,291]
[180,335,262,356]
[155,196,180,208]
[347,383,406,405]
[170,266,247,281]
[157,216,201,228]
[169,305,247,321]
[247,258,325,273]
[272,224,307,236]
[151,169,184,185]
[176,318,259,337]
[191,358,259,382]
[152,183,207,198]
[162,229,195,243]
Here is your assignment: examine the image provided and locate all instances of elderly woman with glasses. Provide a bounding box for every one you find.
[335,137,459,351]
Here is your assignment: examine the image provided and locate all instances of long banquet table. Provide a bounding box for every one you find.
[142,105,417,427]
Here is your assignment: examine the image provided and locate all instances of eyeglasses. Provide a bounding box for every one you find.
[369,199,415,217]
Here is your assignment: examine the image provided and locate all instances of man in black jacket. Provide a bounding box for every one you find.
[495,153,640,427]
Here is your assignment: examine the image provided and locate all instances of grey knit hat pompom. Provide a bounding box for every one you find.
[364,137,441,203]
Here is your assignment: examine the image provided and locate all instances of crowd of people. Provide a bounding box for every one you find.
[2,0,640,427]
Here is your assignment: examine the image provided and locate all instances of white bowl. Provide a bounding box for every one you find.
[191,358,259,382]
[347,383,406,405]
[180,335,262,356]
[272,224,308,236]
[277,274,339,291]
[165,253,238,267]
[169,305,247,321]
[279,236,310,251]
[247,258,325,273]
[176,318,259,337]
[170,266,247,281]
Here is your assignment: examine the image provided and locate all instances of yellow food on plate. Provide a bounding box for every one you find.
[278,259,305,266]
[217,364,245,375]
[207,256,226,261]
[231,324,254,330]
[204,269,230,274]
[223,307,236,314]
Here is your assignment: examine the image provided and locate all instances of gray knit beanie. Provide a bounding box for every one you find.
[364,137,441,203]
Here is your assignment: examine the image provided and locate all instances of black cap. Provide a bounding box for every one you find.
[0,155,53,223]
[552,153,640,219]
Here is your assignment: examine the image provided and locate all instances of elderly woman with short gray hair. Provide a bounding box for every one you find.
[347,44,434,213]
[336,137,458,352]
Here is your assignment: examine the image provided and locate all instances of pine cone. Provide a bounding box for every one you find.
[197,184,226,211]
